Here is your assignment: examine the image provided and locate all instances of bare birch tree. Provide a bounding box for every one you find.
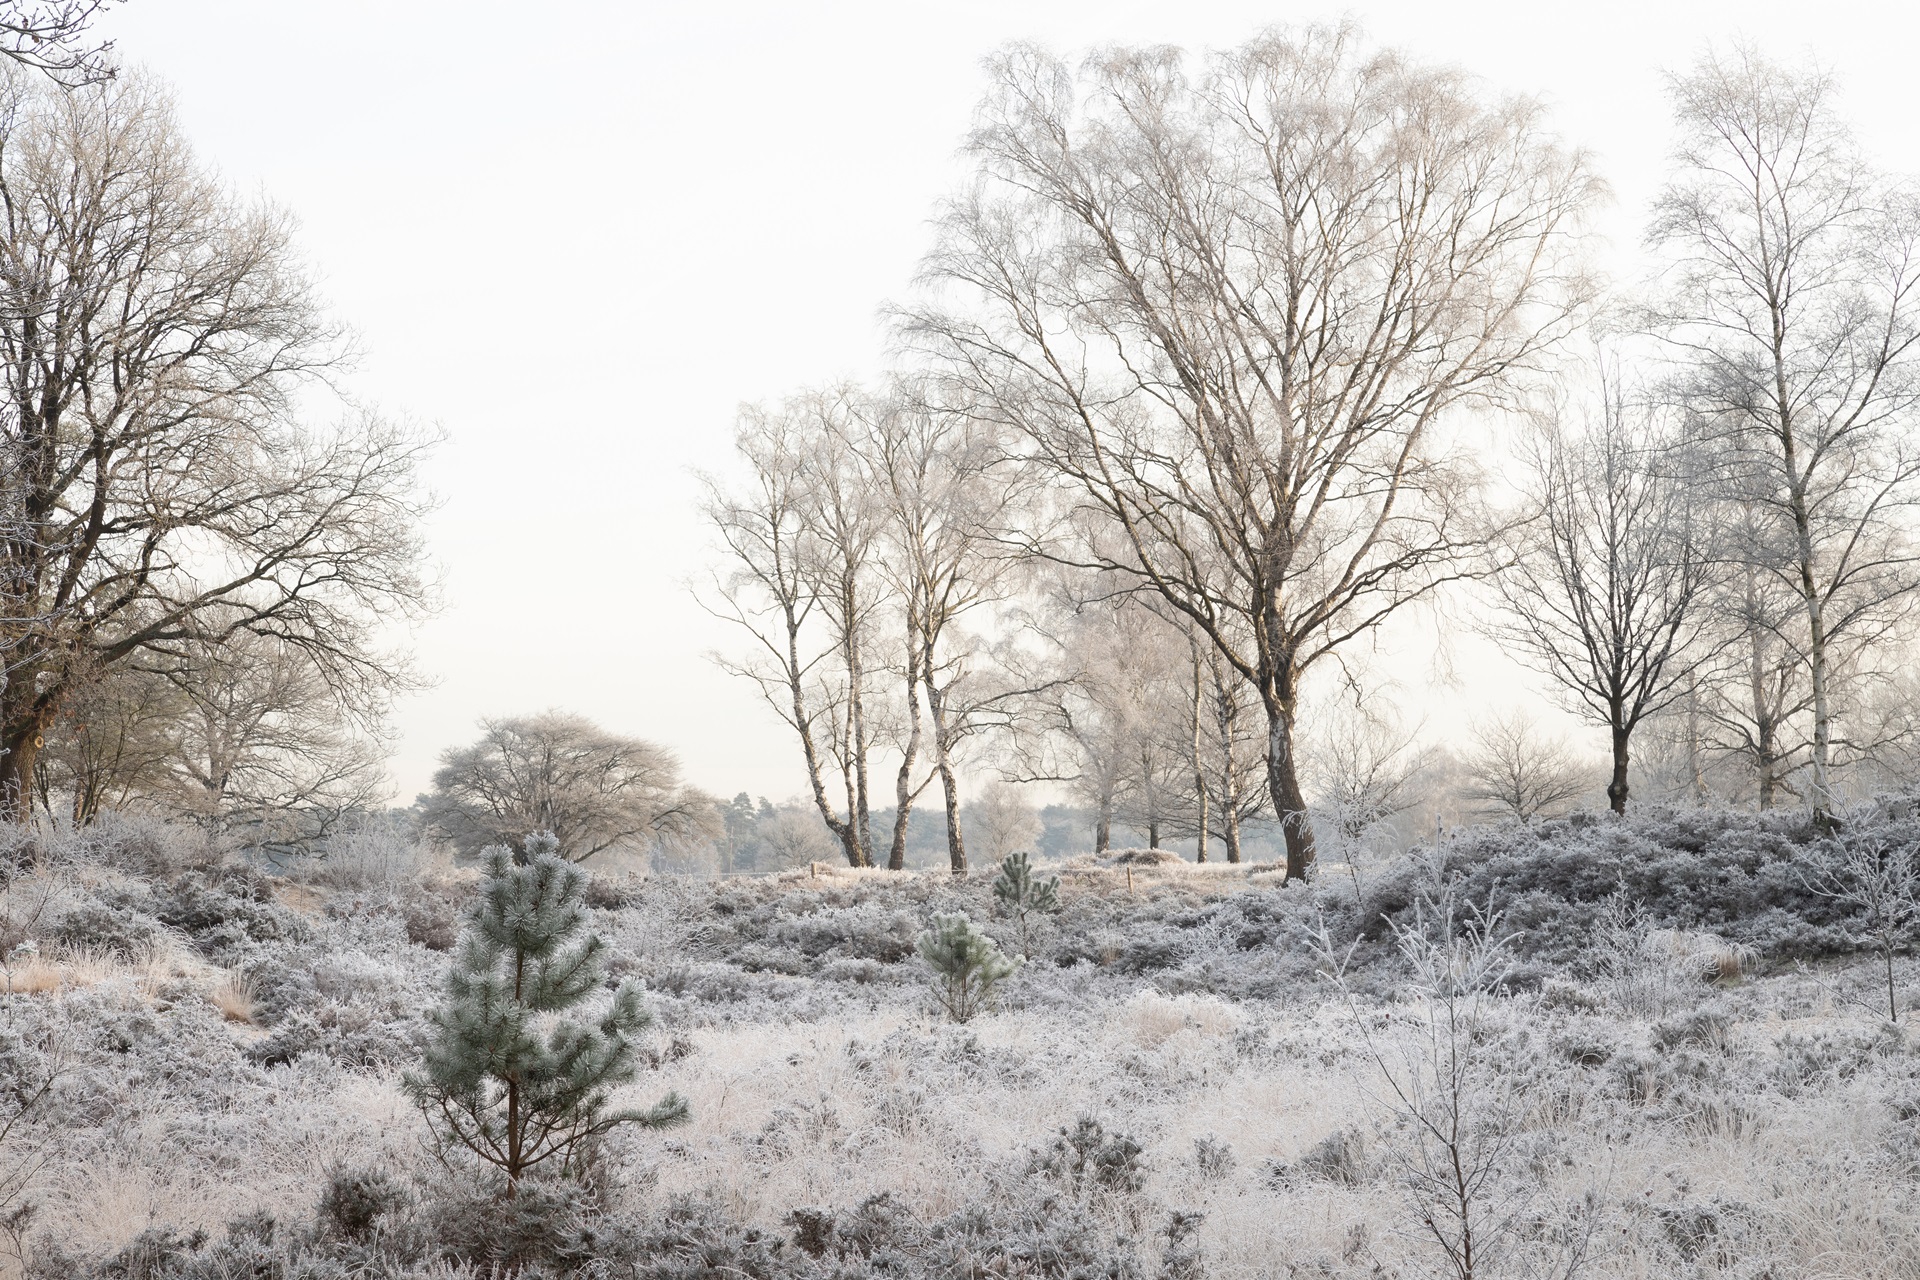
[0,73,432,820]
[1006,639,1132,854]
[1651,47,1920,822]
[869,387,1030,874]
[1304,696,1430,849]
[796,390,888,866]
[700,392,885,867]
[905,26,1600,881]
[1702,552,1816,807]
[1487,371,1720,814]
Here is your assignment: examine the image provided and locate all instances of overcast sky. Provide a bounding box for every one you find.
[93,0,1920,806]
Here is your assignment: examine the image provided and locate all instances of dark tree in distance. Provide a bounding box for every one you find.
[1487,370,1720,814]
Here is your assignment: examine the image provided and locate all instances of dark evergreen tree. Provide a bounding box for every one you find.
[405,833,687,1195]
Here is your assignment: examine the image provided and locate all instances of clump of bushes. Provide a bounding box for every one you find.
[1355,808,1915,968]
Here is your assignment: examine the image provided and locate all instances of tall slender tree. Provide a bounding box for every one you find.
[701,395,884,867]
[1651,47,1920,821]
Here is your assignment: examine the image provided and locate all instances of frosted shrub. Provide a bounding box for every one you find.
[311,821,442,889]
[1321,889,1598,1280]
[404,833,688,1194]
[1029,1117,1146,1198]
[1804,835,1920,1022]
[916,912,1017,1023]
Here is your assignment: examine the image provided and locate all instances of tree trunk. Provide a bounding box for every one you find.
[937,760,966,875]
[1757,732,1779,810]
[0,719,46,826]
[1190,634,1208,862]
[786,609,860,864]
[1147,818,1160,850]
[1218,675,1241,864]
[924,675,965,874]
[887,634,924,871]
[1264,701,1314,883]
[843,583,873,866]
[1805,593,1836,821]
[1095,803,1111,854]
[1606,722,1630,815]
[1194,785,1209,863]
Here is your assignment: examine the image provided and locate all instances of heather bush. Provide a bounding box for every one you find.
[1354,808,1905,967]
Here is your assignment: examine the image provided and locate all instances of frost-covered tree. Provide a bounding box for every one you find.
[965,782,1042,865]
[917,912,1018,1022]
[992,850,1060,959]
[1806,837,1920,1023]
[0,72,433,821]
[404,834,688,1195]
[1487,372,1720,815]
[1653,48,1920,820]
[1461,714,1590,822]
[425,712,716,862]
[909,25,1601,881]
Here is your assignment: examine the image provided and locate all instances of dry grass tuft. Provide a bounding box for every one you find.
[1123,990,1244,1045]
[210,968,255,1023]
[1,944,121,994]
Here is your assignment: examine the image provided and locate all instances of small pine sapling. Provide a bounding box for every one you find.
[917,912,1018,1023]
[405,833,688,1195]
[992,850,1061,958]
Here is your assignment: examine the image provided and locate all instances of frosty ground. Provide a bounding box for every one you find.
[2,810,1917,1279]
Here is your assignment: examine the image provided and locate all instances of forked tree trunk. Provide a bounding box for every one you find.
[842,581,873,866]
[786,614,860,865]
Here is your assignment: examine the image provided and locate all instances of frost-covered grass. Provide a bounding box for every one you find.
[1,811,1917,1278]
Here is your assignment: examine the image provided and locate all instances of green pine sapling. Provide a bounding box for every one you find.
[917,912,1018,1023]
[992,849,1061,959]
[404,833,688,1196]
